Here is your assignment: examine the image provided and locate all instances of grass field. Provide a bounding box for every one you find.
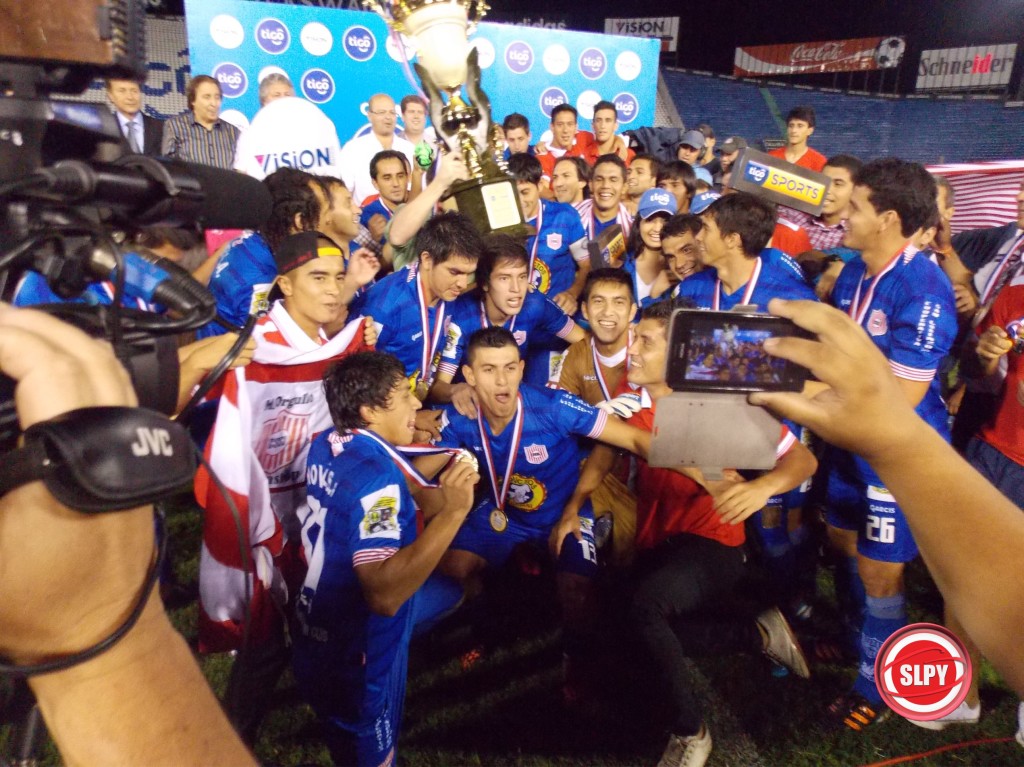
[4,502,1022,767]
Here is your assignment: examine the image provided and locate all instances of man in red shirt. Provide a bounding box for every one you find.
[558,299,815,767]
[537,104,595,184]
[769,106,826,172]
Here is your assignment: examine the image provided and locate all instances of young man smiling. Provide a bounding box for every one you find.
[575,154,633,243]
[197,231,378,741]
[824,158,958,731]
[360,150,411,248]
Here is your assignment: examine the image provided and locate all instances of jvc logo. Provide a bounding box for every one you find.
[130,428,174,457]
[255,18,290,54]
[343,25,376,61]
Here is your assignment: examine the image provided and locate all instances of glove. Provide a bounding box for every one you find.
[596,392,643,419]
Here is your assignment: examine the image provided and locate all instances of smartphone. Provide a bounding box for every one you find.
[666,308,811,394]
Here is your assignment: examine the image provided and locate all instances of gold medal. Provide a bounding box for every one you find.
[489,508,508,533]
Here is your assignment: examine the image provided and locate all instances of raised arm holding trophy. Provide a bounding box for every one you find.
[364,0,533,237]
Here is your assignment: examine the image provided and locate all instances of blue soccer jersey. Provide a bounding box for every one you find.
[199,231,276,338]
[293,428,461,765]
[357,263,452,388]
[436,289,576,380]
[436,384,607,530]
[831,249,956,440]
[673,247,817,309]
[526,199,587,297]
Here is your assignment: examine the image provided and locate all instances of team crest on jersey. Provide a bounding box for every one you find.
[256,408,311,475]
[867,309,888,337]
[506,473,546,511]
[441,321,463,360]
[546,232,562,250]
[524,443,549,464]
[249,283,273,316]
[513,329,528,346]
[531,258,552,294]
[359,491,400,539]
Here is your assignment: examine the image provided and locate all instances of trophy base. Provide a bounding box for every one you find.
[444,176,536,239]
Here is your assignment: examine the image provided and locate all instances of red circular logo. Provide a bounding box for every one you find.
[875,623,972,721]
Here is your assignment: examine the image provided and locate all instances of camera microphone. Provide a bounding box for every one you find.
[85,244,216,322]
[30,157,272,230]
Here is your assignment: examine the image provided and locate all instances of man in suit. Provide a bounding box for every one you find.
[106,77,163,156]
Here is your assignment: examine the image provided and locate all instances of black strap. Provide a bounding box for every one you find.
[0,407,196,512]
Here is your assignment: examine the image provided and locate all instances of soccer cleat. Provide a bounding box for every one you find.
[756,607,811,679]
[908,700,980,731]
[656,725,712,767]
[830,692,891,731]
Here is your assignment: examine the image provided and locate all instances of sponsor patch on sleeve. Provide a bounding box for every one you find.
[359,484,402,540]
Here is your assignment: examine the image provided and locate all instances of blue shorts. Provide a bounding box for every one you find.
[296,574,462,767]
[826,466,918,563]
[450,501,598,578]
[967,437,1024,511]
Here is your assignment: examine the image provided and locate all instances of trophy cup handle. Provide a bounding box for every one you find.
[415,61,458,154]
[463,46,492,151]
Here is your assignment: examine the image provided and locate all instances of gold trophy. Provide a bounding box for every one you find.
[363,0,533,237]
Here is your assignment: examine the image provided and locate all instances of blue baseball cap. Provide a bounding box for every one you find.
[690,191,721,214]
[638,188,677,219]
[693,167,714,186]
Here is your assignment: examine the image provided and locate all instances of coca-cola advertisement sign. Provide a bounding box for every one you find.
[734,36,906,77]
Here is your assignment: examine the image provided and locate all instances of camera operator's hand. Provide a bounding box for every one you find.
[177,332,255,413]
[0,304,254,766]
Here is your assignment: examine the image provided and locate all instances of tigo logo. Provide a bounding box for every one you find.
[504,41,534,74]
[579,47,607,79]
[213,63,247,98]
[343,25,376,61]
[613,92,638,123]
[302,69,335,104]
[255,18,290,54]
[539,87,567,117]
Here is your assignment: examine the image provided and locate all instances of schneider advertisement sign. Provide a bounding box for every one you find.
[917,44,1018,91]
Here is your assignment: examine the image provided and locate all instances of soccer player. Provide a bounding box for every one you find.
[198,169,377,338]
[293,351,479,767]
[674,193,816,309]
[537,104,594,184]
[581,100,635,166]
[575,154,633,242]
[507,154,589,313]
[769,105,827,172]
[414,327,654,697]
[197,231,378,742]
[432,234,585,414]
[558,268,640,565]
[551,156,591,206]
[355,211,482,400]
[649,213,703,303]
[824,158,957,730]
[360,150,411,248]
[657,160,698,214]
[502,112,536,159]
[562,300,816,767]
[625,153,661,216]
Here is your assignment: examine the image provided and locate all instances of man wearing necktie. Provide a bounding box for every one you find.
[105,77,164,157]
